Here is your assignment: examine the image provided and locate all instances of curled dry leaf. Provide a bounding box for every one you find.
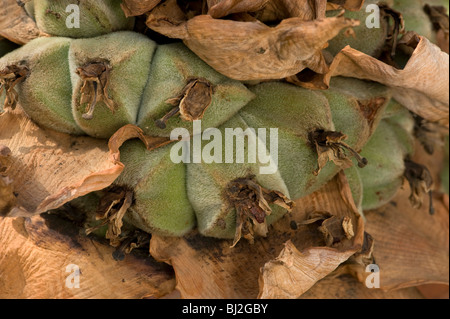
[150,173,365,299]
[325,33,449,127]
[0,214,175,298]
[326,0,365,11]
[300,274,424,299]
[258,172,365,299]
[120,0,162,17]
[147,9,359,80]
[361,187,449,290]
[207,0,270,19]
[0,0,47,44]
[0,145,15,216]
[259,0,327,22]
[0,110,123,217]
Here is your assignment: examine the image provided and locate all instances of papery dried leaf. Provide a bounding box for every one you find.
[258,0,327,22]
[325,33,449,127]
[146,0,189,39]
[120,0,162,17]
[0,0,47,44]
[147,12,359,80]
[0,110,124,217]
[300,274,424,299]
[207,0,270,19]
[326,0,364,11]
[258,172,365,299]
[0,214,176,298]
[0,148,15,216]
[361,188,449,290]
[108,124,173,164]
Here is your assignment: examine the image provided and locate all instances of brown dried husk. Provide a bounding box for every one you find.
[0,0,47,44]
[146,7,359,80]
[0,214,175,298]
[120,0,162,17]
[324,33,449,127]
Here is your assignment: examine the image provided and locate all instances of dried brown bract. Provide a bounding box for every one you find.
[207,0,270,19]
[86,187,134,247]
[76,61,116,120]
[146,7,359,81]
[325,34,449,127]
[156,78,213,129]
[404,159,434,214]
[0,65,29,110]
[227,177,294,247]
[0,145,15,216]
[309,130,367,176]
[121,0,162,17]
[257,0,327,22]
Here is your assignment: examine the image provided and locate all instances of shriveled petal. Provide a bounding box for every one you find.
[326,33,449,127]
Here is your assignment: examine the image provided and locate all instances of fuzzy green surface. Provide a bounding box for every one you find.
[323,77,391,150]
[326,0,388,57]
[186,115,290,239]
[137,43,255,137]
[359,114,414,210]
[31,0,134,38]
[0,37,83,134]
[69,32,156,138]
[115,140,195,237]
[239,82,337,200]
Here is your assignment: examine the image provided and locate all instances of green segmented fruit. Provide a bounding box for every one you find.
[69,32,157,138]
[25,0,135,38]
[326,0,392,57]
[0,32,394,240]
[0,37,83,134]
[357,102,415,210]
[115,140,196,236]
[0,32,253,139]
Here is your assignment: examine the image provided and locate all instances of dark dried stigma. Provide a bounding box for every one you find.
[155,77,213,129]
[226,176,294,247]
[404,159,434,215]
[76,61,116,120]
[85,187,134,246]
[0,65,29,110]
[309,129,368,176]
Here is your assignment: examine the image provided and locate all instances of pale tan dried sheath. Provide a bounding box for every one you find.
[147,12,359,81]
[326,33,449,127]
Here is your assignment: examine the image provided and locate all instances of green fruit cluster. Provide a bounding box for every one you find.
[2,0,431,240]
